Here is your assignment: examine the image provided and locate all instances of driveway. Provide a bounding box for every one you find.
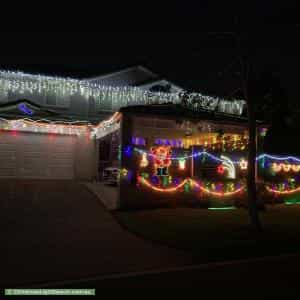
[0,180,193,287]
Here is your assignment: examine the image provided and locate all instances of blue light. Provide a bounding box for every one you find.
[133,147,300,165]
[18,103,34,115]
[124,145,133,157]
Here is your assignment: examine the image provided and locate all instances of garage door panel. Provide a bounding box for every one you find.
[0,149,17,177]
[0,132,75,179]
[48,167,74,178]
[0,168,17,177]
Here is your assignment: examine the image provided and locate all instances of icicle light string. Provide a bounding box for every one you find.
[0,70,245,115]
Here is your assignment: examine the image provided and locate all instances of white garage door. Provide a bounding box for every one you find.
[0,131,75,179]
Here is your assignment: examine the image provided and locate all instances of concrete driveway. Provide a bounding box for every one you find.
[0,180,192,287]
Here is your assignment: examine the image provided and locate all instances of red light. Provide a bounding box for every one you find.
[217,165,225,175]
[11,130,17,136]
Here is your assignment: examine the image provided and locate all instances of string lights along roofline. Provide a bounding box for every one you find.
[0,70,245,115]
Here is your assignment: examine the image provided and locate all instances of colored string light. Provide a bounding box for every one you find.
[256,154,300,163]
[208,206,236,210]
[266,185,300,195]
[134,147,234,163]
[271,162,300,173]
[138,177,245,197]
[137,176,188,192]
[285,199,300,205]
[0,112,120,138]
[135,148,300,166]
[191,180,244,197]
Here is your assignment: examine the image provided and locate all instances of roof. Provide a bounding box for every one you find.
[86,65,159,87]
[120,104,265,126]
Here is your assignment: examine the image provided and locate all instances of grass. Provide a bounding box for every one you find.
[115,204,300,263]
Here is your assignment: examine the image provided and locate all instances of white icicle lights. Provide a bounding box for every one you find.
[0,70,245,115]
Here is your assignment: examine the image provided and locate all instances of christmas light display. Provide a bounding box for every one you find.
[178,158,186,170]
[285,199,300,205]
[217,165,225,175]
[140,152,149,168]
[135,148,300,167]
[0,70,245,115]
[18,103,34,115]
[0,111,121,138]
[151,146,172,176]
[271,163,300,173]
[0,117,90,136]
[138,176,245,197]
[266,185,300,195]
[257,154,300,163]
[239,158,248,170]
[220,155,236,179]
[137,176,188,192]
[91,112,121,139]
[134,148,231,163]
[154,138,183,148]
[132,136,146,146]
[208,206,236,210]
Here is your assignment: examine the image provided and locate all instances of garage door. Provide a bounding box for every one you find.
[0,131,75,179]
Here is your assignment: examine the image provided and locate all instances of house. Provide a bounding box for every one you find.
[0,66,247,187]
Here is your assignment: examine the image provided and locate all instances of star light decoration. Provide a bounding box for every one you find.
[239,158,248,170]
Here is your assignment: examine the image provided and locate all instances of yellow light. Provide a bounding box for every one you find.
[282,164,292,172]
[272,163,300,173]
[239,158,248,170]
[192,180,244,197]
[138,177,245,197]
[138,177,188,192]
[266,185,300,195]
[272,163,282,172]
[178,158,186,170]
[121,168,128,177]
[292,165,300,172]
[140,152,149,168]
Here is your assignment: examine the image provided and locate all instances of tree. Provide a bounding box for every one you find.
[239,53,262,232]
[212,32,263,231]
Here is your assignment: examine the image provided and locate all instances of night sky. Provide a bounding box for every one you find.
[0,3,299,101]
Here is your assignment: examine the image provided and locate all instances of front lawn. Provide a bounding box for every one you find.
[115,204,300,262]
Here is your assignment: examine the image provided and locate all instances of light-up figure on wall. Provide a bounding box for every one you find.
[140,152,149,168]
[220,155,236,179]
[151,146,172,176]
[239,158,248,170]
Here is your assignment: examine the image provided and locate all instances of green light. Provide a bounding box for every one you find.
[285,200,300,205]
[208,206,236,210]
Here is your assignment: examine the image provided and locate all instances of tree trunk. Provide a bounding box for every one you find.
[242,59,263,232]
[246,96,262,231]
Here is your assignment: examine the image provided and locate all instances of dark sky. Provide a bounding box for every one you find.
[0,2,299,101]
